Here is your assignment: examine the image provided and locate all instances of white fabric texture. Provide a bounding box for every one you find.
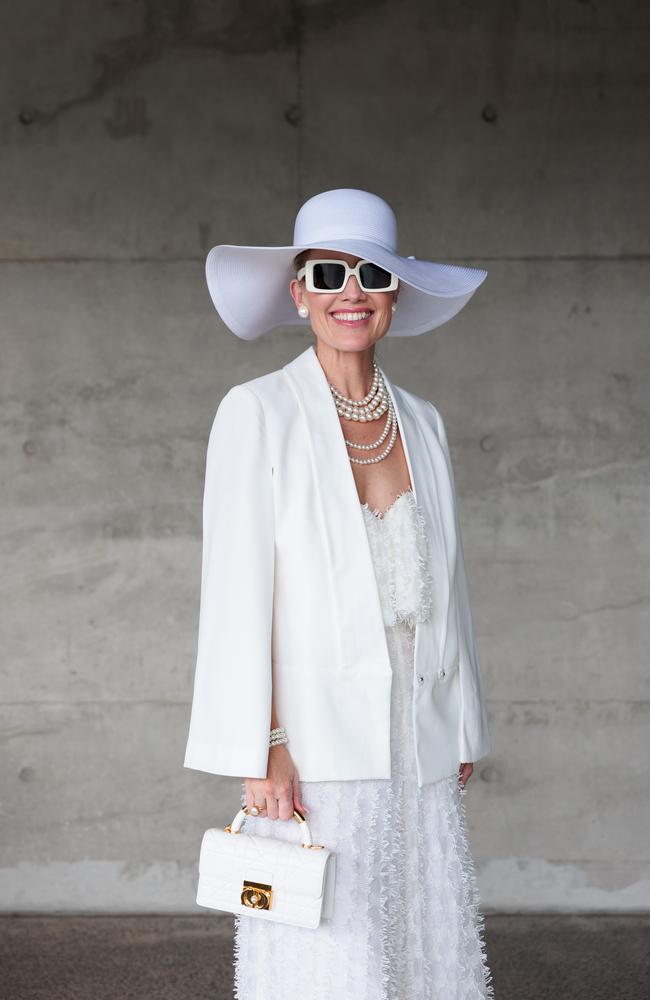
[360,489,435,628]
[232,489,495,999]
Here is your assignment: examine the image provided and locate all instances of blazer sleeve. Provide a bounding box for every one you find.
[184,384,275,779]
[433,405,492,764]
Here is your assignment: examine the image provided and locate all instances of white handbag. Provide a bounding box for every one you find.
[196,804,337,929]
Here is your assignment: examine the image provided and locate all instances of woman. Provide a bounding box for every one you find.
[185,188,495,999]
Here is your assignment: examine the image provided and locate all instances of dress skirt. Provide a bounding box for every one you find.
[231,492,495,999]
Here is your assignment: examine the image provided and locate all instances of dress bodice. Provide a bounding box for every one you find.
[360,489,433,628]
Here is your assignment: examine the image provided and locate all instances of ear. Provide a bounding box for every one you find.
[288,277,303,310]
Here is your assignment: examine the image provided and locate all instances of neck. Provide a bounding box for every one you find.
[313,339,376,399]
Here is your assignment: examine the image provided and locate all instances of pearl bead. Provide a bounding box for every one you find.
[328,363,398,465]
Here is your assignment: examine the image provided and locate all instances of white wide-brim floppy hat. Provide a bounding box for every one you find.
[205,188,487,340]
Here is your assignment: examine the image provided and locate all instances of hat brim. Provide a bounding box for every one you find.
[206,239,487,341]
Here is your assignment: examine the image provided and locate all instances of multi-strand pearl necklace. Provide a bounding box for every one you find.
[328,361,398,465]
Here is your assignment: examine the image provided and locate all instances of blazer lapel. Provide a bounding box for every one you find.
[383,376,451,673]
[282,344,449,677]
[283,345,390,674]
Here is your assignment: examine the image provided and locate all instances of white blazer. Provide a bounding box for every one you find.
[184,344,491,787]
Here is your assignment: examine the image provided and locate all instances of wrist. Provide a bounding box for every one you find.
[269,725,288,748]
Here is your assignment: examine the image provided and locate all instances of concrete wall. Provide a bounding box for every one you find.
[1,0,648,912]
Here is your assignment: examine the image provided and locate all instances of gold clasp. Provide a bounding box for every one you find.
[241,879,273,910]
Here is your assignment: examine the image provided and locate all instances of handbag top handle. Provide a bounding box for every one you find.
[225,805,325,849]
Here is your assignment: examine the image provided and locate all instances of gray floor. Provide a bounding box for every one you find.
[1,914,648,999]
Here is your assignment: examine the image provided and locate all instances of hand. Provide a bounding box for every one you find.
[243,744,309,820]
[458,761,474,787]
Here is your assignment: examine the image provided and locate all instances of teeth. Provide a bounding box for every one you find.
[332,312,371,320]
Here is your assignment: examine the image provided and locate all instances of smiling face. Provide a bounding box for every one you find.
[289,248,399,352]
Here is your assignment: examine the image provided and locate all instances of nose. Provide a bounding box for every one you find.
[342,274,365,299]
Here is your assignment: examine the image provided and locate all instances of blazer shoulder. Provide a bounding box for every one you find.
[223,364,290,411]
[209,367,288,434]
[391,380,444,436]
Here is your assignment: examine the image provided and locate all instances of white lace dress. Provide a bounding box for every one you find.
[233,489,495,1000]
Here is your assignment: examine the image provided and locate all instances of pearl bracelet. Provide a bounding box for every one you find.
[269,726,288,747]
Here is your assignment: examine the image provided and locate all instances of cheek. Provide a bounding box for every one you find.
[372,299,392,322]
[311,297,334,319]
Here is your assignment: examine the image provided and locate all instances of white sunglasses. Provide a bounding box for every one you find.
[296,258,399,293]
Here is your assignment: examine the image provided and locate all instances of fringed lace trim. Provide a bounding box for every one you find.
[360,488,434,628]
[233,631,496,1000]
[455,779,497,999]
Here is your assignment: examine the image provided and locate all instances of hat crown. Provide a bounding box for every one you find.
[293,188,398,252]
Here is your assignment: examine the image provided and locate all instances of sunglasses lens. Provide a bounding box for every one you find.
[359,263,393,290]
[312,262,346,291]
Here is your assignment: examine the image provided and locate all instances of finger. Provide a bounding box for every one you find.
[294,795,310,816]
[265,791,279,820]
[247,786,267,815]
[278,784,295,821]
[459,763,473,786]
[293,781,309,816]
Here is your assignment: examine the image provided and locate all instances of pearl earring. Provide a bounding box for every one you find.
[391,302,397,314]
[298,304,309,318]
